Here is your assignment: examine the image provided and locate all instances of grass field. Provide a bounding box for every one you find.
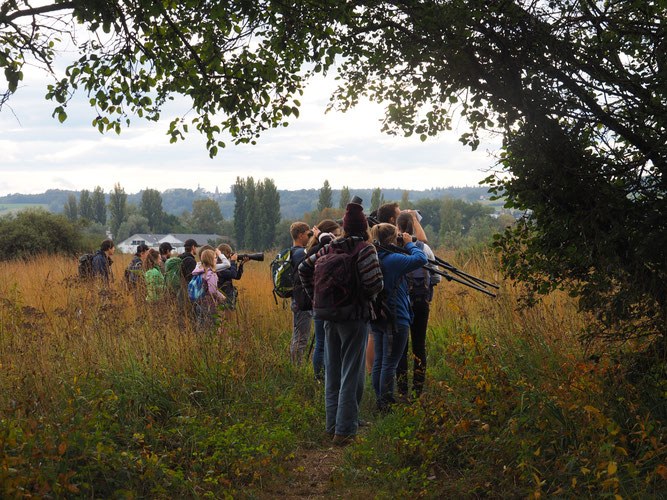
[0,250,665,498]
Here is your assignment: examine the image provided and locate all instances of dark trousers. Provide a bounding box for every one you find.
[397,299,429,398]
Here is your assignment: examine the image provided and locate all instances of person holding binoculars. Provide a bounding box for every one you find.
[369,223,427,413]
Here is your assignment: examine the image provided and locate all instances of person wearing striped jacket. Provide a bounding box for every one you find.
[299,202,383,446]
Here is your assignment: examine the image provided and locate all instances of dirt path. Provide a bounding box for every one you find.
[261,428,370,499]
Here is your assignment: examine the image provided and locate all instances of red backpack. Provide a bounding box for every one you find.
[312,241,370,321]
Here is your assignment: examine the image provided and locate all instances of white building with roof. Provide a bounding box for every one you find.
[117,233,233,254]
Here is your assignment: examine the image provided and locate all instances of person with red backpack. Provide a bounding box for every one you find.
[369,223,427,413]
[395,212,441,399]
[299,203,383,445]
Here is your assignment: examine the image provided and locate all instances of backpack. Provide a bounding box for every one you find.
[164,257,183,293]
[271,248,294,301]
[311,241,369,321]
[78,254,95,278]
[124,257,143,286]
[187,274,208,302]
[405,242,432,302]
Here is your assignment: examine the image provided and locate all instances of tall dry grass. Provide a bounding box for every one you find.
[0,249,587,410]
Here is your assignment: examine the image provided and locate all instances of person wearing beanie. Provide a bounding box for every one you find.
[298,201,384,446]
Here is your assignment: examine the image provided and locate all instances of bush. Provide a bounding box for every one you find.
[0,209,81,258]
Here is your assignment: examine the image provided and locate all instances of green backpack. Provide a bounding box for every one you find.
[270,248,294,302]
[164,257,183,294]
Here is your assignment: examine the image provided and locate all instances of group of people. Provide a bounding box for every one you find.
[288,201,440,445]
[89,237,248,326]
[88,200,440,445]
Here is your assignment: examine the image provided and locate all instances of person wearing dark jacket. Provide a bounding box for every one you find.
[370,223,427,413]
[92,239,115,284]
[299,203,383,445]
[178,238,199,285]
[216,244,248,320]
[125,243,149,288]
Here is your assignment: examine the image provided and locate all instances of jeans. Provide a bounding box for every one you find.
[324,320,369,437]
[397,299,430,397]
[290,299,312,364]
[313,318,325,379]
[371,320,410,411]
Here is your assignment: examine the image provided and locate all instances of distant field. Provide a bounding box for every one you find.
[0,203,48,214]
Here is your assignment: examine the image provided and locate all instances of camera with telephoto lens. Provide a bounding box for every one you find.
[237,252,264,262]
[397,234,417,245]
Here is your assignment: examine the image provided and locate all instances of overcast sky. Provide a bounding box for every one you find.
[0,65,500,197]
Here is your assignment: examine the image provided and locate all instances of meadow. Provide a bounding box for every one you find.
[0,250,665,498]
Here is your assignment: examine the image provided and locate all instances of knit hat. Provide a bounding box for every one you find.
[343,203,368,235]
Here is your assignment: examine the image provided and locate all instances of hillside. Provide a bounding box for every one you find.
[0,186,493,220]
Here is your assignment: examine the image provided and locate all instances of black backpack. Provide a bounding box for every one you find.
[78,254,95,278]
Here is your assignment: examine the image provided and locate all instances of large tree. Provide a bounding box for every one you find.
[259,178,281,250]
[243,178,259,250]
[232,177,247,246]
[108,183,127,240]
[63,194,77,221]
[140,188,163,231]
[91,186,106,225]
[78,189,93,220]
[191,199,223,234]
[317,180,333,212]
[339,186,351,209]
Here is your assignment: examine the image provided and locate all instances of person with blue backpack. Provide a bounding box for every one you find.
[190,249,226,329]
[395,212,441,399]
[299,203,384,446]
[369,223,427,413]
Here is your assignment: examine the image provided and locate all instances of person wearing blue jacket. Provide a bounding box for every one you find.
[370,223,427,412]
[92,238,115,284]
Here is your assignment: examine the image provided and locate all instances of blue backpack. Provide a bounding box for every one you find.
[188,274,207,302]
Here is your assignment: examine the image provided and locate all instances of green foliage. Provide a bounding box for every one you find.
[233,177,247,245]
[140,189,164,231]
[91,186,107,225]
[338,186,351,209]
[116,215,150,243]
[63,194,78,221]
[78,189,93,221]
[370,188,384,213]
[191,199,223,234]
[0,209,81,257]
[108,183,127,239]
[258,178,281,250]
[341,328,667,498]
[244,178,259,250]
[317,180,333,212]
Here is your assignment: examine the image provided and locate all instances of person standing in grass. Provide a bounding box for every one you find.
[191,249,226,329]
[299,203,383,445]
[216,244,248,321]
[304,219,341,381]
[144,248,165,303]
[289,222,314,365]
[92,238,115,284]
[370,223,427,413]
[395,212,441,400]
[125,243,149,290]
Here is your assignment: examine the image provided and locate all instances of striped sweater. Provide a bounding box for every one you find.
[298,236,384,320]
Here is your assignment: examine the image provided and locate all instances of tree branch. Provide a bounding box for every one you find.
[1,2,75,24]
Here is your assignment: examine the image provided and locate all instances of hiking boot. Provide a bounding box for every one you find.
[332,434,354,447]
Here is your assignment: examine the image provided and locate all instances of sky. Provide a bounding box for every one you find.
[0,64,501,197]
